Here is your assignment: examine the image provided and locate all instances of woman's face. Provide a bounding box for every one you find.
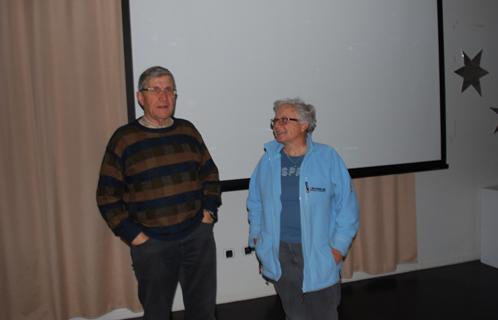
[272,104,308,145]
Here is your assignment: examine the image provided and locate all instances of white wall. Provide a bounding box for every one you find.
[83,0,498,318]
[416,0,498,268]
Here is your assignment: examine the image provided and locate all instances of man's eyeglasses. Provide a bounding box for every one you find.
[140,87,177,96]
[270,117,299,128]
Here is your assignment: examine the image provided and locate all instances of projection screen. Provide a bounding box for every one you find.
[122,0,448,191]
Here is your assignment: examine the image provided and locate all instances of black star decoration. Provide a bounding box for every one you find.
[491,107,498,134]
[454,50,489,96]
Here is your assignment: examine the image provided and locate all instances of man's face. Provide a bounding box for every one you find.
[137,75,176,124]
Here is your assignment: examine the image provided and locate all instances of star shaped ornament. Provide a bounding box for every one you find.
[491,107,498,134]
[454,50,489,95]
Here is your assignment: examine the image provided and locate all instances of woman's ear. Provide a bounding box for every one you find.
[301,121,310,133]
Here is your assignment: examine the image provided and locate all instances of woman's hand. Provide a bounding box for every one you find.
[332,248,343,264]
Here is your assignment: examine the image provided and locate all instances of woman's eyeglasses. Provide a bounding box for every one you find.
[270,117,299,128]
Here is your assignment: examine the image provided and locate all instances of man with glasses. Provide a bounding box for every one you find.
[97,66,221,320]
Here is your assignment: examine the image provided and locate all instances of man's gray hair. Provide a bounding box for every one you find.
[138,66,176,91]
[273,98,317,133]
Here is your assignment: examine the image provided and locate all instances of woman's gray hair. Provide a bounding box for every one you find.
[273,98,317,133]
[138,66,176,91]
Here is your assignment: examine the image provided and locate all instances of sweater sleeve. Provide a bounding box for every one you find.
[194,127,222,216]
[96,144,141,244]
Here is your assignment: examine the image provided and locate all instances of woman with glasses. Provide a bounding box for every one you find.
[247,98,360,320]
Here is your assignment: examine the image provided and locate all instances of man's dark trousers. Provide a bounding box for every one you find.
[131,222,217,320]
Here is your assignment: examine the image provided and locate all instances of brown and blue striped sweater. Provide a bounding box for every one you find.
[96,118,221,244]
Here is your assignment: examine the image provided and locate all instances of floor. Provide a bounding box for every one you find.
[129,260,498,319]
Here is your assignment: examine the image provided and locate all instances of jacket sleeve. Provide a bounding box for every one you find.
[96,144,142,244]
[329,150,360,256]
[247,160,263,248]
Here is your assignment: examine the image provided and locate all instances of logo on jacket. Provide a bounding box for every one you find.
[281,166,300,177]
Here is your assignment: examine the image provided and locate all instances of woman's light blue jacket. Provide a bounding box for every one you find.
[247,136,360,292]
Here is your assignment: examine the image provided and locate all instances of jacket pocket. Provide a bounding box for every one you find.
[311,243,338,285]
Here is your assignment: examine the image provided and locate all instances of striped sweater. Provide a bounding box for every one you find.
[96,118,221,243]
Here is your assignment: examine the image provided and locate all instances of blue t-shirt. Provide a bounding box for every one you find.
[280,150,304,243]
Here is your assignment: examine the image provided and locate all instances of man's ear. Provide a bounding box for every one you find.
[136,91,144,108]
